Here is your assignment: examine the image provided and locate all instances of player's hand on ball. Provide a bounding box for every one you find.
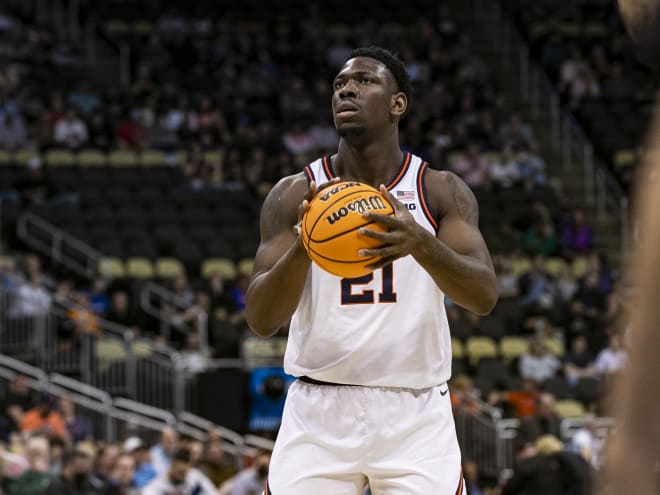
[358,184,424,270]
[294,177,341,235]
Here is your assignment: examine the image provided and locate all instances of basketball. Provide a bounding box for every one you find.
[301,181,394,278]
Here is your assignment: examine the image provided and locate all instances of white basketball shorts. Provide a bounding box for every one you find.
[265,379,465,495]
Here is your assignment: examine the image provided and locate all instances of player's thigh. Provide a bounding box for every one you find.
[368,454,463,495]
[267,381,369,495]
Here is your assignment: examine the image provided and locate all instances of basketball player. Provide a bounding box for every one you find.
[600,2,660,492]
[246,46,498,494]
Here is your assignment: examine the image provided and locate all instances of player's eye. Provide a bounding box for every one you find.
[334,80,344,89]
[361,77,373,84]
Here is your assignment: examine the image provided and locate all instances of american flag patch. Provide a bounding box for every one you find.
[396,190,415,201]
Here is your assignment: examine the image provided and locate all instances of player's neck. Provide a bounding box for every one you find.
[333,137,403,188]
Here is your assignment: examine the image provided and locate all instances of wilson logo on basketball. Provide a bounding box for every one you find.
[319,182,362,202]
[325,195,387,225]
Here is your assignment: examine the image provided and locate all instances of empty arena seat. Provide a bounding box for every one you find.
[466,337,498,366]
[499,336,529,364]
[201,258,237,279]
[98,257,126,279]
[155,257,185,279]
[125,257,155,279]
[554,399,585,418]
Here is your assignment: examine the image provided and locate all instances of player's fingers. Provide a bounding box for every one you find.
[358,227,392,241]
[365,255,398,270]
[379,184,404,212]
[362,212,399,227]
[358,245,399,258]
[312,177,342,197]
[304,181,317,202]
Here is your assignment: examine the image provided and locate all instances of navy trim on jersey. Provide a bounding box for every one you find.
[303,165,315,185]
[417,161,439,232]
[322,155,336,181]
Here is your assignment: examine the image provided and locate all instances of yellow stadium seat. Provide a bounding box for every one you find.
[555,399,585,418]
[543,337,565,358]
[499,336,529,364]
[482,151,501,164]
[238,258,255,276]
[155,257,185,278]
[447,152,463,168]
[98,257,125,279]
[204,150,224,167]
[571,256,589,279]
[0,150,11,165]
[104,20,130,37]
[466,337,498,366]
[125,257,154,279]
[139,150,166,167]
[544,257,568,277]
[511,257,532,277]
[451,338,465,359]
[109,149,137,167]
[78,148,107,167]
[201,258,237,279]
[131,341,152,356]
[45,149,75,166]
[14,149,39,166]
[96,339,126,371]
[174,150,188,167]
[613,149,636,171]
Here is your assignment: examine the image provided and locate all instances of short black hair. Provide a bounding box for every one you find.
[347,46,413,113]
[172,447,191,463]
[62,449,90,468]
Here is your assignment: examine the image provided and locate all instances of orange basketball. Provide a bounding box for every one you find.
[301,181,394,278]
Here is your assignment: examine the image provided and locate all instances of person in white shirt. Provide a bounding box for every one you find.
[569,413,603,469]
[53,110,88,148]
[150,426,178,476]
[10,274,51,318]
[143,448,218,495]
[594,333,627,376]
[519,337,561,383]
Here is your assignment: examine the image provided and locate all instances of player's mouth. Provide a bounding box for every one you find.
[336,101,360,118]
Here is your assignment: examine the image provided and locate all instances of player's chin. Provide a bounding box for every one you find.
[336,122,367,138]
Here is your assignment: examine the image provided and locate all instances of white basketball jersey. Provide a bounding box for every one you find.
[285,152,452,389]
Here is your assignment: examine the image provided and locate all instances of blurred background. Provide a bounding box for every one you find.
[0,0,650,493]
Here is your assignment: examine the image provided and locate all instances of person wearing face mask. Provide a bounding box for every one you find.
[44,449,104,495]
[143,447,218,495]
[226,450,271,495]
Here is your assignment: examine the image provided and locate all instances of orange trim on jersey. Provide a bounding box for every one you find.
[385,152,411,190]
[417,161,439,231]
[322,155,335,181]
[454,470,464,495]
[303,165,314,184]
[265,479,271,494]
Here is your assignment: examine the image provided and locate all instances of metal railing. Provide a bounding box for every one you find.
[0,354,269,467]
[472,0,630,256]
[17,212,102,279]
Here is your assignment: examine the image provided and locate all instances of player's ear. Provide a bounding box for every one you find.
[391,92,407,118]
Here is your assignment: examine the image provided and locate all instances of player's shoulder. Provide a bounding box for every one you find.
[422,168,478,212]
[265,172,309,204]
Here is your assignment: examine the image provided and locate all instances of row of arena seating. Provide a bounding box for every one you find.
[98,256,254,280]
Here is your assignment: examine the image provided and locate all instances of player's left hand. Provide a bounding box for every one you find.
[358,184,427,270]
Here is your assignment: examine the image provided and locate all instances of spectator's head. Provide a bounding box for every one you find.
[186,439,203,467]
[521,378,538,394]
[529,337,547,357]
[463,460,479,483]
[608,333,623,351]
[110,453,136,488]
[95,443,120,477]
[584,271,600,290]
[571,335,588,356]
[582,412,597,433]
[25,435,50,472]
[535,434,563,456]
[61,449,92,485]
[168,448,191,485]
[159,426,178,456]
[253,449,271,481]
[36,393,56,417]
[58,397,75,418]
[537,393,557,418]
[111,291,129,313]
[208,272,225,292]
[204,438,225,466]
[24,254,42,277]
[10,373,30,395]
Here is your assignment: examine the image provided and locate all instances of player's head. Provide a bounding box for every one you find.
[332,46,411,138]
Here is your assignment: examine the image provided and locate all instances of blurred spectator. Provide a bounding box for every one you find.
[229,274,248,313]
[463,460,485,495]
[53,110,88,149]
[489,378,540,419]
[555,263,578,305]
[523,222,557,257]
[171,275,194,307]
[0,113,27,149]
[150,427,178,477]
[107,453,138,495]
[560,209,594,258]
[451,142,489,188]
[502,435,589,495]
[20,394,68,442]
[10,274,52,318]
[180,332,212,374]
[516,145,547,189]
[564,335,596,386]
[87,278,110,317]
[569,271,607,349]
[498,112,535,149]
[12,158,54,207]
[67,292,100,336]
[450,375,483,413]
[282,125,314,155]
[7,435,52,495]
[488,145,520,189]
[518,257,555,316]
[519,338,561,383]
[92,443,120,486]
[593,333,627,377]
[569,413,603,469]
[44,449,98,495]
[115,114,148,149]
[199,436,237,488]
[226,449,270,495]
[126,440,157,489]
[106,291,141,332]
[58,398,92,443]
[68,80,101,117]
[143,447,218,495]
[515,394,561,451]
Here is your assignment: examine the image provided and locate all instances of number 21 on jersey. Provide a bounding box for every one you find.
[341,264,397,305]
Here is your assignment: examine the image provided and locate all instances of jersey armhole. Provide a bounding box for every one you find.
[417,162,439,233]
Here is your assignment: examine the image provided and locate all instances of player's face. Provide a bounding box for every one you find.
[332,57,402,136]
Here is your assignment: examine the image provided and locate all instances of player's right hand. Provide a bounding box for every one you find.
[294,177,341,235]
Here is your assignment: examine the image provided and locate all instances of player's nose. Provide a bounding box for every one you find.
[338,80,358,99]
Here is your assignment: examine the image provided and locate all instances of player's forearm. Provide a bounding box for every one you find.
[412,231,498,315]
[245,239,311,337]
